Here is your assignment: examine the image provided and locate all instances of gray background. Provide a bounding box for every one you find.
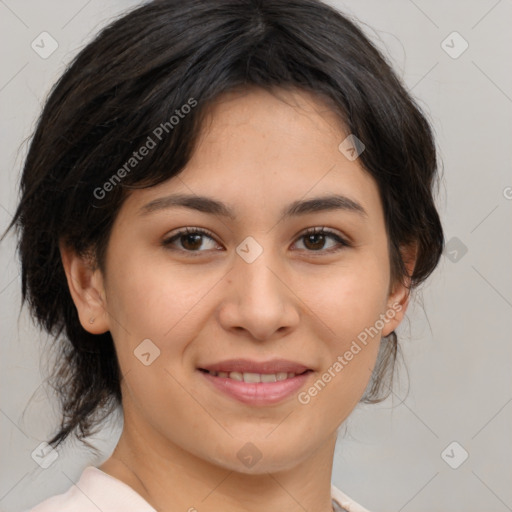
[1,1,511,511]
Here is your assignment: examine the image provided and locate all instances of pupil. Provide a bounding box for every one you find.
[306,234,324,250]
[183,234,202,250]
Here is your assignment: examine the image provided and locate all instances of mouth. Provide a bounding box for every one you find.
[198,368,312,382]
[196,359,314,405]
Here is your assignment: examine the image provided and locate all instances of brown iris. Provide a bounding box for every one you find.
[303,232,327,251]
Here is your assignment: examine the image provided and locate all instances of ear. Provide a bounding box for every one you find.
[59,241,110,335]
[381,243,418,337]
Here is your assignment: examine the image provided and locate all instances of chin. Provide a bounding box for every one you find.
[203,436,316,475]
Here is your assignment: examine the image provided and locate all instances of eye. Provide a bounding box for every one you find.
[162,227,221,253]
[293,227,350,253]
[162,226,350,255]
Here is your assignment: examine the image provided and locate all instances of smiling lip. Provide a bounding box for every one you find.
[197,358,313,406]
[199,358,311,374]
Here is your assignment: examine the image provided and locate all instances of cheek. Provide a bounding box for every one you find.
[105,250,214,338]
[103,259,210,412]
[314,255,390,338]
[307,255,389,393]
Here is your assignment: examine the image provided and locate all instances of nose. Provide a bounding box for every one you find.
[217,247,300,341]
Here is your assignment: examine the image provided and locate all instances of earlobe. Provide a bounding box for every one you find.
[59,241,109,334]
[381,282,411,337]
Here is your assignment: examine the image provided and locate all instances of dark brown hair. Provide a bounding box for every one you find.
[5,0,444,449]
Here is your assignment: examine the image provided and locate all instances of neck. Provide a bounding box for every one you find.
[100,407,338,512]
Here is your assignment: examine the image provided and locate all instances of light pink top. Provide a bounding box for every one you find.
[25,466,370,512]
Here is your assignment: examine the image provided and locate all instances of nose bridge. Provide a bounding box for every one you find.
[219,234,299,339]
[235,234,282,304]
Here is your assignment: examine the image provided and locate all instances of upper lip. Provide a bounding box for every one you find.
[199,358,312,374]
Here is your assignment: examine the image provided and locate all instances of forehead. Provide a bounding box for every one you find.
[121,87,384,226]
[196,86,346,158]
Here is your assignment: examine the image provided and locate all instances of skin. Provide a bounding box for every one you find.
[61,87,415,512]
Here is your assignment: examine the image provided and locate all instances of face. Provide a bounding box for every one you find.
[66,87,410,474]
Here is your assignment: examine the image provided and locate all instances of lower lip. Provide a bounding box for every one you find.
[199,370,312,406]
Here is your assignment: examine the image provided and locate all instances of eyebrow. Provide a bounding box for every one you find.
[139,193,367,221]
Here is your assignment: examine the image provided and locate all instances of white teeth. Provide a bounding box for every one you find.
[243,372,261,383]
[206,369,302,382]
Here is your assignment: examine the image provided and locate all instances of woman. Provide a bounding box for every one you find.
[8,0,444,510]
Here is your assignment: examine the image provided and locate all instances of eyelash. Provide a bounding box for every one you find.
[161,226,351,256]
